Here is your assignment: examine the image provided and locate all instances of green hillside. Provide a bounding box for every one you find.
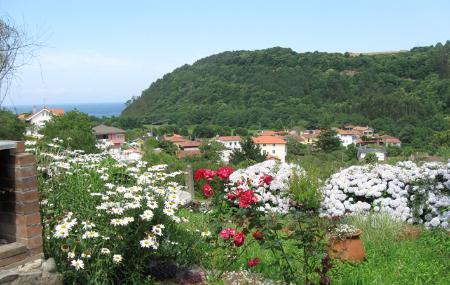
[122,42,450,143]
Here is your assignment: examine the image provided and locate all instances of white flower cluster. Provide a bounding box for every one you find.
[228,160,304,214]
[321,161,450,228]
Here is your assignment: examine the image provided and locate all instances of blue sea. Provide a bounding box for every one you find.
[4,102,125,117]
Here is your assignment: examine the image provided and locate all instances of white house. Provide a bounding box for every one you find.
[216,136,241,163]
[357,148,386,161]
[253,136,287,162]
[336,129,360,147]
[25,107,65,127]
[216,136,241,150]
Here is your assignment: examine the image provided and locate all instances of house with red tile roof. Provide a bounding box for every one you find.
[253,136,287,162]
[163,134,203,158]
[19,107,65,129]
[215,136,242,163]
[336,128,360,147]
[216,136,241,150]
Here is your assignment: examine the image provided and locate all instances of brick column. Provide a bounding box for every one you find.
[13,142,43,255]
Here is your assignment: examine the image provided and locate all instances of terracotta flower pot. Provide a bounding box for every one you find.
[328,230,365,263]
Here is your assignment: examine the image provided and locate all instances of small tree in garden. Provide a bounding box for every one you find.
[229,137,266,164]
[364,152,378,164]
[0,109,25,140]
[42,110,98,153]
[317,130,341,152]
[200,139,224,162]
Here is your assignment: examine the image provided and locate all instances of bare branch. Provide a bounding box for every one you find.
[0,16,42,107]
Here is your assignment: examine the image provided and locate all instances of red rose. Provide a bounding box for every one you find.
[247,258,260,267]
[238,189,258,208]
[219,228,236,240]
[194,169,205,181]
[202,184,214,198]
[227,191,237,200]
[203,169,216,181]
[252,231,264,241]
[216,166,233,180]
[233,232,245,247]
[261,174,273,186]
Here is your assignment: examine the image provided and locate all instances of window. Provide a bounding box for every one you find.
[263,144,266,147]
[272,144,275,147]
[272,150,275,154]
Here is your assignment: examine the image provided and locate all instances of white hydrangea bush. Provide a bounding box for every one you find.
[228,160,304,213]
[320,161,450,228]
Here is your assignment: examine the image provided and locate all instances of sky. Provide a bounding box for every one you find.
[1,0,450,106]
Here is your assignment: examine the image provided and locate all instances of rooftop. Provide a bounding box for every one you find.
[253,136,286,144]
[163,134,189,143]
[177,140,202,148]
[92,124,126,135]
[217,136,241,141]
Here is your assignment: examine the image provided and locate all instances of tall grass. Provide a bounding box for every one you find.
[342,213,404,244]
[331,213,450,285]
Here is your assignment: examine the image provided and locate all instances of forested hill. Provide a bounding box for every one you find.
[122,42,450,138]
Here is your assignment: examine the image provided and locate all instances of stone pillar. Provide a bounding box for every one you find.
[184,165,195,198]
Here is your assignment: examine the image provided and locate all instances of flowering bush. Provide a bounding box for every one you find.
[331,224,360,240]
[28,137,204,283]
[321,161,450,228]
[228,160,304,213]
[195,164,330,284]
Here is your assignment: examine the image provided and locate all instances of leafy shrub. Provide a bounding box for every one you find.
[32,139,200,284]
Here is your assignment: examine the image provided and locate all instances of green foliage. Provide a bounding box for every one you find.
[344,144,358,161]
[157,140,178,155]
[386,145,402,157]
[317,129,342,152]
[286,137,308,158]
[0,109,25,140]
[331,217,450,285]
[364,152,378,164]
[229,137,266,164]
[125,128,147,141]
[122,43,450,153]
[41,111,97,153]
[289,173,322,211]
[199,140,224,162]
[234,127,249,136]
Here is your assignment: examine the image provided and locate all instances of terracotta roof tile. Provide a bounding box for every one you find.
[217,136,241,141]
[253,136,286,144]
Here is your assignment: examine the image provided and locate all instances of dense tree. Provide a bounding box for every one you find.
[0,109,25,140]
[286,137,308,157]
[234,127,249,136]
[199,140,224,162]
[192,125,216,138]
[122,42,450,152]
[157,140,178,155]
[317,130,341,152]
[364,153,378,164]
[41,111,97,153]
[229,137,266,164]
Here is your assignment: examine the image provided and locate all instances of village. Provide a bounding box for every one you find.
[17,106,404,164]
[0,4,449,284]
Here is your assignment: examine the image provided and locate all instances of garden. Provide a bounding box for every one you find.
[26,137,450,284]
